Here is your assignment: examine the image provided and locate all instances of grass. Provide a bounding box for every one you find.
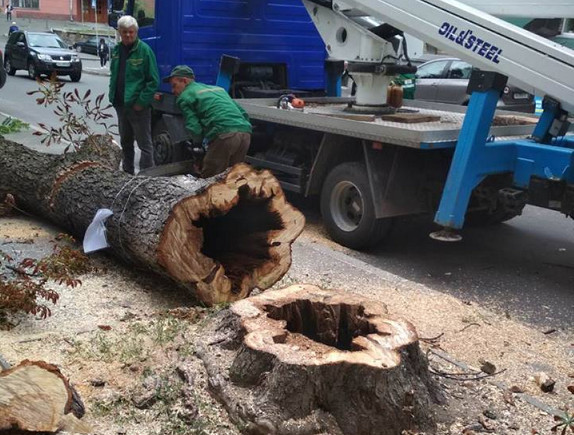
[0,117,29,134]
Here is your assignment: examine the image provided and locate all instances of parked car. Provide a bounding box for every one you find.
[4,31,82,82]
[413,57,535,113]
[73,35,116,55]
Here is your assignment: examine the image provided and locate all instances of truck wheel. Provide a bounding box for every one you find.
[320,162,392,250]
[152,119,173,164]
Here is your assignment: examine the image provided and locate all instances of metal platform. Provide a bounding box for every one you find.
[238,97,569,149]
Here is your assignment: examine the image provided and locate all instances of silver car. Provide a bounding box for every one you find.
[414,57,535,113]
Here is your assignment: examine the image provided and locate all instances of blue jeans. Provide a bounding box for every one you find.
[114,106,154,174]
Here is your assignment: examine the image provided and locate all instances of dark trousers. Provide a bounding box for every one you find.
[99,54,107,67]
[201,132,251,178]
[6,11,11,21]
[114,106,154,174]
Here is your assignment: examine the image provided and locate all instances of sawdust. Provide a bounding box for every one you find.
[0,214,573,435]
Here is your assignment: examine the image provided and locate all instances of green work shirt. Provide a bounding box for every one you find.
[176,81,252,142]
[109,39,159,108]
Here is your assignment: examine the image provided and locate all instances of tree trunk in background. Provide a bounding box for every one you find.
[0,136,305,305]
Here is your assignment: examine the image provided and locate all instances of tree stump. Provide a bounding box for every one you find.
[0,360,90,433]
[0,137,304,305]
[197,285,441,435]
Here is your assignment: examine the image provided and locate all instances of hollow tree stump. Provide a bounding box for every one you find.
[0,136,304,305]
[0,360,90,433]
[196,284,441,435]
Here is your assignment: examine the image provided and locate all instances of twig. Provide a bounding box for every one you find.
[458,322,481,332]
[430,366,507,381]
[420,332,444,343]
[6,265,37,277]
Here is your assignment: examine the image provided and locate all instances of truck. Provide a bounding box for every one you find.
[109,0,574,250]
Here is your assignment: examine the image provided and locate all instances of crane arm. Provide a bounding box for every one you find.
[304,0,574,112]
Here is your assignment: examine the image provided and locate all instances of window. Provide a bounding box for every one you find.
[447,61,472,79]
[564,19,574,34]
[416,60,448,79]
[133,0,155,28]
[27,33,66,48]
[12,0,39,8]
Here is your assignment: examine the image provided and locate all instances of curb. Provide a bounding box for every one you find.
[83,68,110,77]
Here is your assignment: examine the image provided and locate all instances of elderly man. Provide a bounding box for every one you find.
[109,15,159,175]
[163,65,252,178]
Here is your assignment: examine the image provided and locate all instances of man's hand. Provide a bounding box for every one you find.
[133,104,144,111]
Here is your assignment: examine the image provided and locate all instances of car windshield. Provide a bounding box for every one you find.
[28,34,67,49]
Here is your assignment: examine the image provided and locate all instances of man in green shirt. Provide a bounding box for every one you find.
[163,65,252,178]
[109,15,159,175]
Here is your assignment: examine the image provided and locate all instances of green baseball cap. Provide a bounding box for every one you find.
[162,65,195,83]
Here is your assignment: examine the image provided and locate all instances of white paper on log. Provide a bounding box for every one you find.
[83,208,114,253]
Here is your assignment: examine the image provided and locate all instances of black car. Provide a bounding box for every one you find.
[73,35,116,55]
[4,31,82,82]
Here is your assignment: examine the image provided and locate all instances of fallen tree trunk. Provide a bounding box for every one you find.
[0,360,90,433]
[0,136,305,305]
[197,285,442,435]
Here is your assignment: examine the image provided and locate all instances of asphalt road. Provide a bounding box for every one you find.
[1,68,572,331]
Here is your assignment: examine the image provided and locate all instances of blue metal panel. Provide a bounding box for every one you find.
[435,89,574,229]
[434,88,505,229]
[145,0,326,92]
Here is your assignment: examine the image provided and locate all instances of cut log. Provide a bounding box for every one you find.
[197,284,442,435]
[0,360,90,433]
[0,136,305,305]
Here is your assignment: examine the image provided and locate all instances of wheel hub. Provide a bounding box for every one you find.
[330,180,364,232]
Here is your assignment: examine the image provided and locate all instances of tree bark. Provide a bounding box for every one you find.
[0,136,305,305]
[196,285,442,435]
[0,360,90,433]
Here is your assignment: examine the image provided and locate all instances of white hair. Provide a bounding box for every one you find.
[117,15,139,31]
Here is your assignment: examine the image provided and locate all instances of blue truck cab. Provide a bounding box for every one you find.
[110,0,327,95]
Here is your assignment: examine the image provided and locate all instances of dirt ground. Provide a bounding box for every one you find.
[1,215,573,435]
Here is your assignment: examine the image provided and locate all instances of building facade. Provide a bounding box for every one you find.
[3,0,108,23]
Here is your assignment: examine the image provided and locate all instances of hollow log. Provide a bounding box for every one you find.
[0,360,90,433]
[197,285,442,435]
[0,136,305,305]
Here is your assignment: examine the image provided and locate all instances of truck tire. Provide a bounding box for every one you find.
[320,162,392,250]
[152,119,175,165]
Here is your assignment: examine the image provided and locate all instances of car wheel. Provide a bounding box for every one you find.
[27,62,39,80]
[4,57,16,75]
[320,162,393,250]
[70,71,81,82]
[0,63,6,89]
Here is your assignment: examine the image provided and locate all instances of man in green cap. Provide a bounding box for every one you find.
[109,15,159,175]
[163,65,252,178]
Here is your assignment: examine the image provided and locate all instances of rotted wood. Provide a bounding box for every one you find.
[0,136,305,305]
[197,284,442,435]
[0,359,90,433]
